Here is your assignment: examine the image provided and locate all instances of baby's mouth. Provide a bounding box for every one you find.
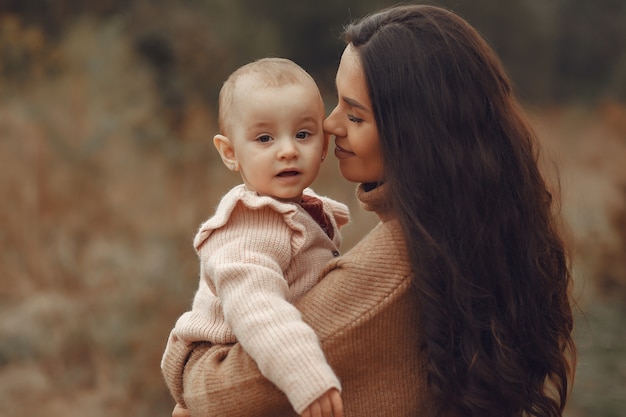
[277,170,299,177]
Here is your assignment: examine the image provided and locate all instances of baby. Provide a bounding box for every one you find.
[162,57,347,417]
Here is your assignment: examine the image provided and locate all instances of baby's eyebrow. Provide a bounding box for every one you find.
[298,115,320,124]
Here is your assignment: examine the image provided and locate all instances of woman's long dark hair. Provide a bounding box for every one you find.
[344,5,576,417]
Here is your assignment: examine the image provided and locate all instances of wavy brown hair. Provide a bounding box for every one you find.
[343,5,576,417]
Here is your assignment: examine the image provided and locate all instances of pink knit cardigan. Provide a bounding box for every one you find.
[162,184,350,413]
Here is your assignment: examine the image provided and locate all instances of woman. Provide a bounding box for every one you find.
[164,5,576,417]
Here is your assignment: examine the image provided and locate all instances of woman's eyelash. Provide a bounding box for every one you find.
[348,114,363,123]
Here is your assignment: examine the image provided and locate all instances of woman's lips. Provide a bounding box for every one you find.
[334,145,354,160]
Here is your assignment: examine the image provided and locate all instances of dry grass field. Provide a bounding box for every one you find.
[1,13,625,417]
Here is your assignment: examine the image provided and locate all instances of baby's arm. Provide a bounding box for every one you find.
[301,388,343,417]
[202,205,340,414]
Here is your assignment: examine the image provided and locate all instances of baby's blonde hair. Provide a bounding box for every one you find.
[218,57,321,136]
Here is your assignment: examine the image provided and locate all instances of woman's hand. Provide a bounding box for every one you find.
[172,403,191,417]
[301,388,344,417]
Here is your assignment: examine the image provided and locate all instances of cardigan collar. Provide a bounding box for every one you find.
[356,182,394,222]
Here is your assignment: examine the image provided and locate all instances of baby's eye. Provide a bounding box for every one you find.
[257,135,272,143]
[295,131,310,140]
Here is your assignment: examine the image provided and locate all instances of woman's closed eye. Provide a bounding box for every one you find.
[347,114,363,123]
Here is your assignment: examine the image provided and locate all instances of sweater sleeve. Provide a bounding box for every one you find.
[166,220,417,417]
[200,203,341,414]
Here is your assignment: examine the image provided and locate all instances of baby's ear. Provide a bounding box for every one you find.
[322,132,330,160]
[213,134,238,171]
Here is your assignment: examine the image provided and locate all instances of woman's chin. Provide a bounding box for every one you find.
[339,166,372,184]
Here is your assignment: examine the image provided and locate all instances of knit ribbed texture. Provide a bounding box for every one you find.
[162,184,349,414]
[162,183,430,417]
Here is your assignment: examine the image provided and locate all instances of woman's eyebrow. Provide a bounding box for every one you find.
[342,96,369,112]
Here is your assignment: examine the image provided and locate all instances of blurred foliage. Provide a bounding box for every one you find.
[2,0,625,113]
[0,1,625,417]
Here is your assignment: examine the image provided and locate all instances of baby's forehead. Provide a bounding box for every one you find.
[227,77,323,116]
[219,69,323,135]
[233,72,318,97]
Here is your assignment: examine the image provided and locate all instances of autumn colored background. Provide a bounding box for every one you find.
[1,1,625,416]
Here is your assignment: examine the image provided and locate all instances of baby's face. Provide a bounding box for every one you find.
[227,81,327,202]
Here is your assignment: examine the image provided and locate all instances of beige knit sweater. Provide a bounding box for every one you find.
[161,183,430,417]
[162,184,350,414]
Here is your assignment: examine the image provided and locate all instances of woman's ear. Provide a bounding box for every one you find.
[213,134,238,171]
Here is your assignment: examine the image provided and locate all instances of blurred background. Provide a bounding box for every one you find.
[1,0,625,416]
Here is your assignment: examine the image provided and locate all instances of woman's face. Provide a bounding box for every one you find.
[324,44,384,184]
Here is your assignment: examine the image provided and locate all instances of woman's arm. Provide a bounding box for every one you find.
[166,221,417,417]
[181,341,296,417]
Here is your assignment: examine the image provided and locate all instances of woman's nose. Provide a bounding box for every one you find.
[323,106,346,138]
